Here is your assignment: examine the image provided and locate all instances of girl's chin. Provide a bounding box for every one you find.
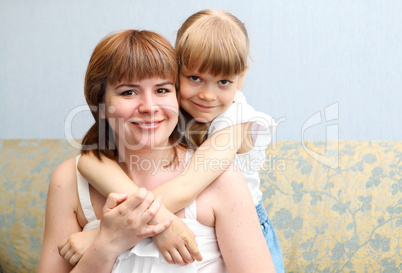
[193,116,214,123]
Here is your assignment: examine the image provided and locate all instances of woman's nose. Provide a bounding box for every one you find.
[138,94,159,113]
[198,86,216,101]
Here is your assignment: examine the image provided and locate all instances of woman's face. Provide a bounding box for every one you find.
[102,77,179,151]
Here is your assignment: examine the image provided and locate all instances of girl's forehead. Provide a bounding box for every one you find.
[180,66,239,79]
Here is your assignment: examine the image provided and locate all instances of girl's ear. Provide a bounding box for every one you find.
[236,71,247,89]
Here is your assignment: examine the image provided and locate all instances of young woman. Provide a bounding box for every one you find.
[39,29,275,272]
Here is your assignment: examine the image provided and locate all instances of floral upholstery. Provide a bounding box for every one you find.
[0,140,79,273]
[0,140,401,272]
[261,141,402,272]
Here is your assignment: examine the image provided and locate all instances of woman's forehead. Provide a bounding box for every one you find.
[109,77,175,87]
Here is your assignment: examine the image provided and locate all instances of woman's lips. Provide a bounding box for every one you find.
[131,120,163,130]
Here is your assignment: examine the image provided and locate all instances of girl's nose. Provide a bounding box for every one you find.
[198,87,216,101]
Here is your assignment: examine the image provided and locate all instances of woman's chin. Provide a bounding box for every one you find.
[118,138,171,152]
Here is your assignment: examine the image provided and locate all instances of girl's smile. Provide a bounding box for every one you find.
[179,68,245,123]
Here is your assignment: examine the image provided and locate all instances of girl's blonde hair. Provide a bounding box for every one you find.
[81,30,183,160]
[175,9,249,77]
[175,9,249,147]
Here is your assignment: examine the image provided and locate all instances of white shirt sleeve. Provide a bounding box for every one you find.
[208,90,276,151]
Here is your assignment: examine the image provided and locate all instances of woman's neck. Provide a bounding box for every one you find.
[117,145,186,190]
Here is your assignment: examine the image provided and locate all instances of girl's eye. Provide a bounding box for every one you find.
[156,88,170,94]
[121,90,136,96]
[218,80,231,86]
[189,76,201,82]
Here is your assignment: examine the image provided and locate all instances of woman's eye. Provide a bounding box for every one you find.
[189,76,201,82]
[156,88,170,94]
[218,80,231,86]
[121,90,136,96]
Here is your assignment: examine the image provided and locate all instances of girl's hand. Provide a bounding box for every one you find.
[153,216,203,265]
[58,229,99,266]
[99,190,173,256]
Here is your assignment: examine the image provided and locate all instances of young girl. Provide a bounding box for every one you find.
[66,9,284,272]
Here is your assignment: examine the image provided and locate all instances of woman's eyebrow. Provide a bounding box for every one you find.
[115,81,173,89]
[115,83,139,89]
[156,81,174,86]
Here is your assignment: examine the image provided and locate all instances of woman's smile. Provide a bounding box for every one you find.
[104,77,179,149]
[130,120,164,130]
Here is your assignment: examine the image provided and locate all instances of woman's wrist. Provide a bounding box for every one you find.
[91,230,123,262]
[72,233,119,273]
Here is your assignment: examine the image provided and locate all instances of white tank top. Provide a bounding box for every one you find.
[75,154,227,273]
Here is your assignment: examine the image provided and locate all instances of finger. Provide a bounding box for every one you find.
[169,248,187,266]
[124,188,148,210]
[113,189,147,217]
[161,250,174,264]
[141,195,163,224]
[103,192,128,214]
[132,191,154,216]
[177,245,195,264]
[58,241,71,257]
[182,226,202,261]
[172,224,201,261]
[186,225,196,244]
[186,238,202,261]
[69,253,82,266]
[64,248,75,264]
[147,218,173,236]
[188,248,202,262]
[57,237,68,254]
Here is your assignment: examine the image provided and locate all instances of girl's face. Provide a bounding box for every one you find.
[102,77,179,150]
[179,68,245,123]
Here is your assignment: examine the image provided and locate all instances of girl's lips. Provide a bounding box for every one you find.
[192,101,216,109]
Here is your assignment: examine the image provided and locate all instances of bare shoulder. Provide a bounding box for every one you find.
[196,163,252,226]
[50,157,77,189]
[46,156,82,226]
[47,157,79,211]
[209,163,250,200]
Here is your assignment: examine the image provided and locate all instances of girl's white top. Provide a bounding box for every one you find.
[75,154,227,273]
[207,90,276,205]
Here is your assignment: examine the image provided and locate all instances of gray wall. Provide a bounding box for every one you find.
[1,0,401,141]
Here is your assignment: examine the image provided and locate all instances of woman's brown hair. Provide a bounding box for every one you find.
[81,29,183,160]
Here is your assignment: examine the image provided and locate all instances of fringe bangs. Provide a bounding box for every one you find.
[107,31,178,85]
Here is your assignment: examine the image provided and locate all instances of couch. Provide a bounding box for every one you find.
[0,139,401,272]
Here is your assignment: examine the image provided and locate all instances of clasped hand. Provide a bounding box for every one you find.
[58,189,202,265]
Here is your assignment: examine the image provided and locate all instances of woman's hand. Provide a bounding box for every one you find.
[99,190,173,257]
[153,216,202,265]
[58,229,99,266]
